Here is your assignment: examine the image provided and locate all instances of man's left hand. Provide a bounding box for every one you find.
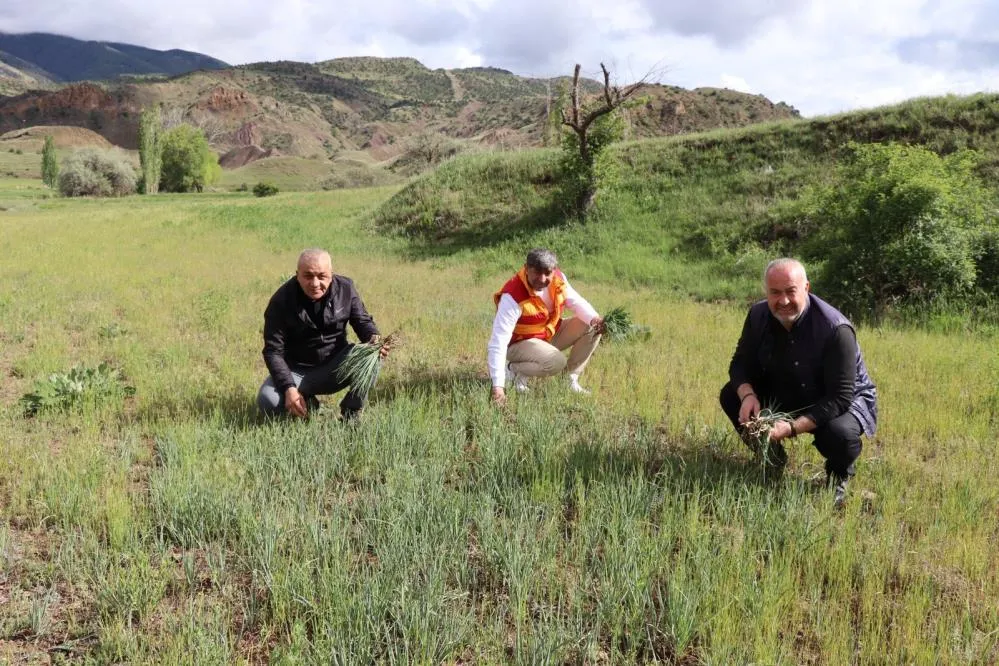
[768,420,793,442]
[379,340,391,359]
[590,316,606,335]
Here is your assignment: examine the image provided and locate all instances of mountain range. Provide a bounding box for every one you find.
[0,32,228,94]
[0,32,801,176]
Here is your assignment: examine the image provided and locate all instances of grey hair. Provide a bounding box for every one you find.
[525,248,558,271]
[298,248,331,268]
[763,257,808,289]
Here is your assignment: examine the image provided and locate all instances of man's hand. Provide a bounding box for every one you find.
[285,387,308,418]
[379,339,391,359]
[491,386,506,407]
[589,316,607,335]
[768,420,793,442]
[738,393,760,425]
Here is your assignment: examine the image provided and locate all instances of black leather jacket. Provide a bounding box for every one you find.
[262,275,379,394]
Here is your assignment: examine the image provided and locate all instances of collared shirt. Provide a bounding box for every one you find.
[487,275,598,387]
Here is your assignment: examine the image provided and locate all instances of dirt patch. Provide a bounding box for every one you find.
[0,126,113,152]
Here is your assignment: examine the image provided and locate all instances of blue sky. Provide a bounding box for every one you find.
[2,0,997,116]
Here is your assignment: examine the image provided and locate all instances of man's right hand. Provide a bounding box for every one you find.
[491,386,506,407]
[285,387,308,418]
[738,393,760,425]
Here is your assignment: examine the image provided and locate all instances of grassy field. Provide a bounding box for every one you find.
[1,180,997,664]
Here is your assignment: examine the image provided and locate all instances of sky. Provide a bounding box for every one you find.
[1,0,997,116]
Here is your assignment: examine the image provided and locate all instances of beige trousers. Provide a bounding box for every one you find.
[506,318,601,378]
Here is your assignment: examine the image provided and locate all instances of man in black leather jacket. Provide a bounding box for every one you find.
[257,248,388,420]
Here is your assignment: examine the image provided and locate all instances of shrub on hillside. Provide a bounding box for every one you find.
[253,181,279,197]
[58,149,137,197]
[159,124,221,193]
[803,142,994,319]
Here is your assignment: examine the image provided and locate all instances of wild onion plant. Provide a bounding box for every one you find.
[743,405,803,475]
[335,331,401,392]
[592,306,650,342]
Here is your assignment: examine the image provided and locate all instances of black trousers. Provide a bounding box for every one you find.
[719,382,863,480]
[257,344,373,417]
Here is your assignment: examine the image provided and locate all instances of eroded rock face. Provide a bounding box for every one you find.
[0,83,142,148]
[218,144,273,169]
[195,86,254,113]
[232,121,262,146]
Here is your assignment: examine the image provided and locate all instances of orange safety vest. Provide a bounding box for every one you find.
[493,267,567,344]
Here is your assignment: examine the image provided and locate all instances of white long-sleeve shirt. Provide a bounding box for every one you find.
[487,275,599,387]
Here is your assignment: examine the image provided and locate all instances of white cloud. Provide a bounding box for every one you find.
[1,0,997,115]
[719,75,752,93]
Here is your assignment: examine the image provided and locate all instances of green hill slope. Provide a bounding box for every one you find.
[375,93,999,312]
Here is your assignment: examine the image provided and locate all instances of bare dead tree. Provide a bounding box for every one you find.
[159,105,187,131]
[558,63,651,217]
[188,111,229,146]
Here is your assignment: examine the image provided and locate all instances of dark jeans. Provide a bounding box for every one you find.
[257,344,373,417]
[719,382,863,480]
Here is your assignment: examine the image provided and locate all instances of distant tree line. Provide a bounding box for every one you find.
[42,106,221,197]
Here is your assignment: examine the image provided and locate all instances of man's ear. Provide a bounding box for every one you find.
[805,281,811,293]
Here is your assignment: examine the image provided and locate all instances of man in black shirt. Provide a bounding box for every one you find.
[720,258,877,505]
[257,249,389,420]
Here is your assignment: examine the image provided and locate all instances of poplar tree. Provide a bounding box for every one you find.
[41,135,58,188]
[138,106,162,194]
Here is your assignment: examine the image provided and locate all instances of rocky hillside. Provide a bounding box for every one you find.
[0,55,800,171]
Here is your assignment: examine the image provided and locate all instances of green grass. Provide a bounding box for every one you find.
[218,156,402,192]
[1,181,997,663]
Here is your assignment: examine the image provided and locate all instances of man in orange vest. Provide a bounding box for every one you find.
[488,248,606,406]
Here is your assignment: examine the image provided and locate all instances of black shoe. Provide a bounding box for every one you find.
[826,472,849,508]
[340,408,362,424]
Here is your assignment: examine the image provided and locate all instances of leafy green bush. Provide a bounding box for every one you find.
[20,362,135,416]
[159,124,221,193]
[58,149,137,197]
[252,181,279,197]
[803,142,995,319]
[558,110,624,217]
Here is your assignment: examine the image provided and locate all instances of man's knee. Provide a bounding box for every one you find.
[257,381,283,415]
[545,352,569,375]
[822,413,863,448]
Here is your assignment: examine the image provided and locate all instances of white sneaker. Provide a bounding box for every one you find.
[507,364,529,393]
[568,377,590,395]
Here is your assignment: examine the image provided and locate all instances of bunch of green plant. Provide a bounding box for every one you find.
[743,405,798,473]
[20,362,136,416]
[335,332,400,393]
[252,181,279,197]
[41,135,58,188]
[58,149,137,197]
[159,124,221,193]
[802,142,995,320]
[596,306,651,342]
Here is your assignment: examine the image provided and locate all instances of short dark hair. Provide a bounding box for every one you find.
[525,248,558,271]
